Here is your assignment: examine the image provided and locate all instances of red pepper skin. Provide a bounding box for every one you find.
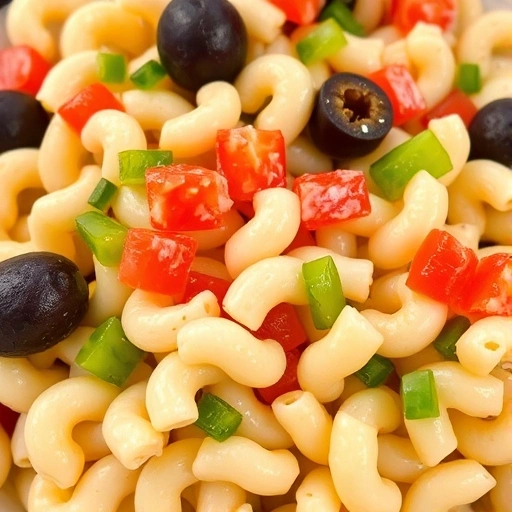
[284,224,316,254]
[421,90,478,129]
[267,0,322,25]
[146,164,233,232]
[393,0,456,34]
[255,348,302,405]
[406,229,478,310]
[0,45,51,95]
[216,126,286,202]
[183,271,231,308]
[0,403,20,437]
[369,65,426,126]
[119,229,198,296]
[57,83,124,134]
[292,170,371,231]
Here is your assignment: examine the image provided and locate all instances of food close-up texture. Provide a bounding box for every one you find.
[0,0,512,510]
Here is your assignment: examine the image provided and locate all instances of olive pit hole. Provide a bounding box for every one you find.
[341,88,372,123]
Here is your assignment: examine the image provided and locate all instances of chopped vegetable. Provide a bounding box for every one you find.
[146,164,233,231]
[129,60,167,90]
[75,211,128,267]
[421,89,478,128]
[96,53,126,84]
[401,369,440,420]
[369,129,452,201]
[183,271,232,319]
[75,317,145,387]
[216,126,286,202]
[194,393,243,442]
[302,256,345,330]
[87,178,118,212]
[433,316,471,361]
[456,63,482,95]
[0,403,20,437]
[319,0,365,36]
[118,228,198,296]
[283,224,316,254]
[268,0,323,25]
[292,170,371,231]
[393,0,456,34]
[296,19,347,66]
[119,149,173,185]
[355,354,395,387]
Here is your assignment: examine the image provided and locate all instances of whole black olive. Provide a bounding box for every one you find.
[308,72,393,159]
[0,90,50,154]
[0,252,89,357]
[157,0,248,91]
[0,0,11,7]
[468,98,512,167]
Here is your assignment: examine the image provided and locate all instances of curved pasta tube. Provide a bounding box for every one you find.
[484,207,512,246]
[298,306,383,403]
[222,256,308,331]
[11,414,31,468]
[353,0,385,33]
[193,436,300,496]
[12,467,36,511]
[489,464,512,512]
[178,317,287,388]
[25,376,120,489]
[0,425,11,489]
[115,0,167,29]
[81,110,147,186]
[122,290,220,353]
[329,388,402,512]
[286,135,333,178]
[146,351,226,431]
[102,381,168,470]
[361,269,404,314]
[196,481,247,512]
[160,81,241,158]
[327,34,384,75]
[401,460,496,512]
[111,185,151,229]
[368,171,449,270]
[235,54,315,144]
[72,421,110,462]
[191,257,232,281]
[472,74,512,109]
[315,227,357,258]
[28,454,140,512]
[5,0,92,62]
[295,467,341,512]
[225,188,301,279]
[443,222,480,252]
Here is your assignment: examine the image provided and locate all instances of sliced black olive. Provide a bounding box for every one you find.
[0,90,50,154]
[157,0,248,91]
[308,72,393,159]
[468,98,512,167]
[0,252,89,357]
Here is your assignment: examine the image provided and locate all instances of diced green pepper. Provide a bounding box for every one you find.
[195,393,243,442]
[355,354,395,387]
[433,316,471,361]
[320,0,365,37]
[302,255,345,330]
[75,317,145,387]
[129,60,167,90]
[96,53,126,84]
[369,129,453,201]
[296,18,347,66]
[401,369,440,420]
[87,178,118,212]
[118,149,173,185]
[457,63,482,95]
[75,211,127,266]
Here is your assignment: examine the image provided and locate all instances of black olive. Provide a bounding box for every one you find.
[0,252,89,357]
[468,98,512,167]
[0,0,11,7]
[0,91,50,154]
[308,72,393,159]
[157,0,248,91]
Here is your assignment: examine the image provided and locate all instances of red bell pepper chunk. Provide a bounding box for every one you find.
[216,125,286,202]
[0,403,20,438]
[57,83,124,135]
[421,90,478,129]
[255,348,302,405]
[292,169,371,231]
[183,271,231,306]
[268,0,322,25]
[393,0,456,34]
[0,45,51,96]
[283,223,316,254]
[406,229,478,311]
[233,200,256,220]
[369,65,426,126]
[119,228,198,296]
[146,164,233,232]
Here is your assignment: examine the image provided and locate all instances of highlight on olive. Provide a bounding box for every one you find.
[308,72,393,159]
[0,252,89,357]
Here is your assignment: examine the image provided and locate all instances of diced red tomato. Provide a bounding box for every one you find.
[233,200,255,220]
[283,224,316,254]
[421,90,478,129]
[461,253,512,320]
[57,83,124,134]
[0,45,51,95]
[406,229,478,311]
[146,164,233,232]
[119,229,198,296]
[216,126,286,202]
[369,65,426,126]
[292,169,371,231]
[255,348,302,404]
[393,0,456,34]
[0,403,20,437]
[183,271,231,306]
[268,0,322,25]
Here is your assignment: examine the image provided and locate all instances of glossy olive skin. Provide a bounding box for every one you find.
[308,73,393,159]
[157,0,248,91]
[0,91,49,154]
[469,98,512,167]
[0,252,89,357]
